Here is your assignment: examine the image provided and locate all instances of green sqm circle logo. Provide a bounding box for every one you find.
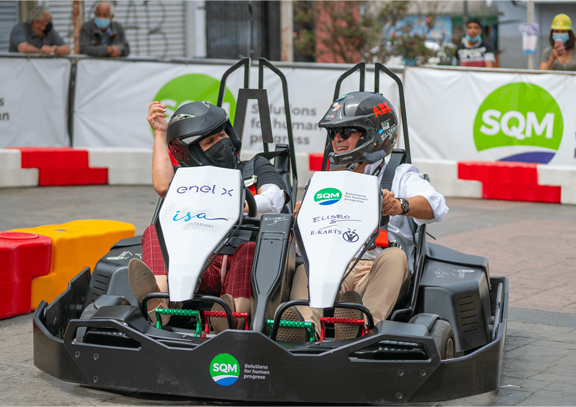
[153,74,236,126]
[473,82,562,163]
[314,188,342,205]
[210,354,240,386]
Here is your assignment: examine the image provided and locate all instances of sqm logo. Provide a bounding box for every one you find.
[473,82,562,163]
[314,188,342,206]
[210,354,240,386]
[479,110,554,140]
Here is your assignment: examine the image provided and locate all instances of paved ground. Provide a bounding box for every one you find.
[1,187,576,405]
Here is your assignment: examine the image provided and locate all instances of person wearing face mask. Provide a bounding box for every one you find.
[127,100,288,331]
[9,5,70,55]
[452,18,495,68]
[540,14,576,71]
[79,1,130,58]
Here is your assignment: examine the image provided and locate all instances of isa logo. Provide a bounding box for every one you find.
[473,83,562,164]
[314,188,342,205]
[210,354,240,386]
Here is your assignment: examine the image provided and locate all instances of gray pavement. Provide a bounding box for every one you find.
[1,187,576,405]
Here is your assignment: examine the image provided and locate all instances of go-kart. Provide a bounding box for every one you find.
[33,60,508,404]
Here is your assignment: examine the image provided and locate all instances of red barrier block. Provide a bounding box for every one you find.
[0,232,52,319]
[458,161,561,203]
[309,153,323,172]
[7,147,108,186]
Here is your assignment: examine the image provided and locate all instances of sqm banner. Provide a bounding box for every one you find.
[0,57,70,148]
[404,66,576,166]
[73,59,244,148]
[73,59,400,153]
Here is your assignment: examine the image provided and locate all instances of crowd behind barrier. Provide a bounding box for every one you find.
[1,53,575,204]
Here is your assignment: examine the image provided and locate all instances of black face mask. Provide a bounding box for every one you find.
[204,138,237,169]
[43,21,53,35]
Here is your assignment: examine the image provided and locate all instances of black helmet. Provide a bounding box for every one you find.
[166,101,241,168]
[318,91,398,168]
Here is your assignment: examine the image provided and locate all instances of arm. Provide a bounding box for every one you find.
[79,23,108,56]
[17,42,44,53]
[115,23,130,56]
[148,102,174,198]
[55,44,70,55]
[381,191,434,219]
[383,164,449,224]
[485,60,494,68]
[540,47,556,71]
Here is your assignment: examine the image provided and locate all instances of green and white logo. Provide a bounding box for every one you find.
[210,354,240,386]
[314,188,342,205]
[473,83,562,162]
[153,73,237,130]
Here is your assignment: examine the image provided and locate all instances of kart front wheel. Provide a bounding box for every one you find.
[430,319,455,360]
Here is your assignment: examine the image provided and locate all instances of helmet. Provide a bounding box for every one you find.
[318,91,398,168]
[551,14,572,31]
[166,101,241,167]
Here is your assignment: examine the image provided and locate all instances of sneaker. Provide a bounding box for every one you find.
[334,291,363,341]
[276,306,307,342]
[128,258,169,326]
[210,294,235,334]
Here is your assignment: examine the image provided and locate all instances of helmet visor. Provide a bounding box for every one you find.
[180,122,228,145]
[327,127,365,141]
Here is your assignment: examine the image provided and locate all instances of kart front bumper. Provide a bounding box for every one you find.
[33,270,508,404]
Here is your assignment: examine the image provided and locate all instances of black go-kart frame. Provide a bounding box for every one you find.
[33,60,508,404]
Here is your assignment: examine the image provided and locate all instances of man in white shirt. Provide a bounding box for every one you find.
[287,92,448,341]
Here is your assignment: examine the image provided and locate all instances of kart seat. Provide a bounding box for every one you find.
[391,272,410,313]
[273,143,293,214]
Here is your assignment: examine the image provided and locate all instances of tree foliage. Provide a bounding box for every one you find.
[293,0,449,65]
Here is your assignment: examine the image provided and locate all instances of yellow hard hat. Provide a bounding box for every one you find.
[551,14,572,31]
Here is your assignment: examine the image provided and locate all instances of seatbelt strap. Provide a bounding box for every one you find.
[375,151,406,247]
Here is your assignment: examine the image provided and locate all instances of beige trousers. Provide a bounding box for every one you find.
[290,247,409,335]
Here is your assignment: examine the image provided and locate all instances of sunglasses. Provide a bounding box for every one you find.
[327,127,363,141]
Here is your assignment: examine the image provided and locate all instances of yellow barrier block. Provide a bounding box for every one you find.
[11,220,135,309]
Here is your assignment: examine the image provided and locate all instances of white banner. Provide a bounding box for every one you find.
[0,57,70,148]
[73,59,400,153]
[405,66,576,166]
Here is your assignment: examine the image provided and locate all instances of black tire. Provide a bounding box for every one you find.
[429,319,456,360]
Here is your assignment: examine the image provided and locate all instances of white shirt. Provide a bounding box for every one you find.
[361,159,449,272]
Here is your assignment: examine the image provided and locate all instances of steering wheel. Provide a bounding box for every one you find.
[245,185,257,217]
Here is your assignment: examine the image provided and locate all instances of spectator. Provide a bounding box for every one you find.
[453,18,495,68]
[79,1,130,57]
[9,5,70,55]
[540,14,576,71]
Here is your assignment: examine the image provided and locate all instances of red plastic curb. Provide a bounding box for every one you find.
[458,161,561,203]
[7,147,108,186]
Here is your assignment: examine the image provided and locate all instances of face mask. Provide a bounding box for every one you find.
[94,18,110,30]
[553,33,570,44]
[466,35,481,43]
[204,138,238,169]
[43,21,52,35]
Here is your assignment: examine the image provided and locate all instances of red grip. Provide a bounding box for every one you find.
[375,230,389,248]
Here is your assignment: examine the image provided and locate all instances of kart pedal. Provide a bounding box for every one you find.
[203,311,249,334]
[266,307,315,342]
[155,308,202,336]
[320,317,367,342]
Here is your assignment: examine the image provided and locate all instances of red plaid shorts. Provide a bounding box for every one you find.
[142,225,254,299]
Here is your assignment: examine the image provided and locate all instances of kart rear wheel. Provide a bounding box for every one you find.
[430,319,455,360]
